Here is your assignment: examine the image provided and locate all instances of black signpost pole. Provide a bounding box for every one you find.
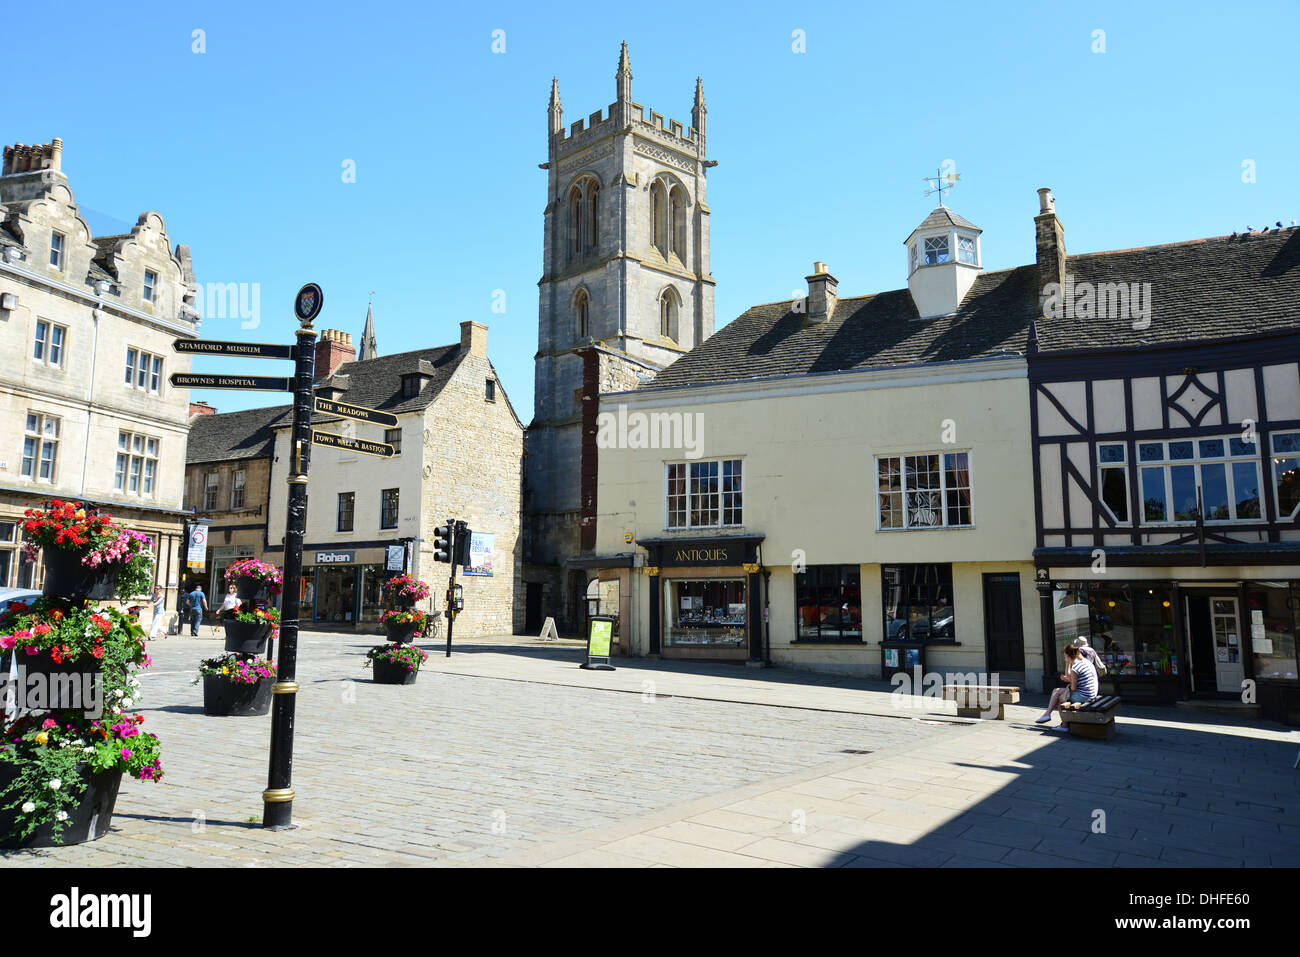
[263,284,322,830]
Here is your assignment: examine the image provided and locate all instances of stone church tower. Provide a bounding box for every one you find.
[524,43,716,631]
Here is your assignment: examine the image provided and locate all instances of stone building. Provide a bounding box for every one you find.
[185,317,525,637]
[524,43,715,632]
[0,137,200,625]
[183,403,280,600]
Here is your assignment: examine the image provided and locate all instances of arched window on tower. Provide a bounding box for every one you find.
[568,186,584,258]
[575,288,590,339]
[587,182,600,253]
[650,181,668,257]
[669,186,687,261]
[659,287,679,342]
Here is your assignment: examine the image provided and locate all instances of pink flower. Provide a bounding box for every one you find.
[0,635,13,650]
[41,718,57,729]
[120,748,133,760]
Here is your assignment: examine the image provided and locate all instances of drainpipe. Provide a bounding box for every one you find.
[759,543,771,667]
[78,286,107,496]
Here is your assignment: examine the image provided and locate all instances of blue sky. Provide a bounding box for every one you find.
[7,1,1297,420]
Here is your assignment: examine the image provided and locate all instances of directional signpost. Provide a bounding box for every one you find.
[169,373,293,392]
[173,339,297,360]
[311,430,394,458]
[314,396,398,428]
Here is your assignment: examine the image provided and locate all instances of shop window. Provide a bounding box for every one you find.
[0,521,17,587]
[795,565,862,641]
[1247,586,1299,680]
[877,453,971,529]
[1052,583,1177,676]
[665,579,746,647]
[1137,436,1261,524]
[882,564,955,641]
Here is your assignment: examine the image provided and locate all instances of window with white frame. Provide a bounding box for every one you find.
[1137,436,1261,524]
[201,471,219,511]
[1271,432,1300,520]
[143,270,157,303]
[115,432,159,496]
[230,469,246,509]
[21,413,59,482]
[33,320,66,367]
[124,348,163,392]
[923,236,950,266]
[1098,443,1130,523]
[666,459,743,529]
[49,232,64,269]
[957,235,977,265]
[877,452,972,529]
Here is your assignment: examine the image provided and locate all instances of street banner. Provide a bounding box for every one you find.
[462,532,494,577]
[186,524,208,570]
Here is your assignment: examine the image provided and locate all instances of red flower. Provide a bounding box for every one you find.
[91,644,104,659]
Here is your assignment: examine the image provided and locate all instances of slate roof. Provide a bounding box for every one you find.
[646,227,1300,391]
[909,205,980,236]
[186,405,287,464]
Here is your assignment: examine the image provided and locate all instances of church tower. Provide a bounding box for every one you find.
[524,43,716,629]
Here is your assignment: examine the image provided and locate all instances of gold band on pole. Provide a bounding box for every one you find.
[262,787,295,803]
[272,681,299,695]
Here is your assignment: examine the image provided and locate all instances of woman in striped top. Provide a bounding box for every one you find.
[1036,644,1099,729]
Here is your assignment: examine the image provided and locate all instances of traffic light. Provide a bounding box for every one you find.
[454,521,472,569]
[433,524,452,563]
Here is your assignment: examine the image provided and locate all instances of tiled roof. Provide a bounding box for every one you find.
[911,206,979,235]
[186,405,287,464]
[646,227,1300,390]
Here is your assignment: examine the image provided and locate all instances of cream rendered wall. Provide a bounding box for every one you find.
[596,360,1041,681]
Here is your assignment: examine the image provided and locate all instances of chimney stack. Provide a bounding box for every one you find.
[460,320,488,358]
[2,139,61,176]
[314,329,356,379]
[189,401,217,417]
[805,262,838,324]
[1034,188,1067,312]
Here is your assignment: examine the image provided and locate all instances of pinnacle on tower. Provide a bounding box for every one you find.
[692,76,707,145]
[359,302,378,361]
[548,76,563,135]
[616,41,633,102]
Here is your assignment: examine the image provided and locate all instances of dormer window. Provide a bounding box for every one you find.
[401,374,424,400]
[957,235,977,265]
[923,236,950,266]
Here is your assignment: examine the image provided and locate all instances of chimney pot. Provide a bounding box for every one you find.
[805,262,838,324]
[314,328,356,378]
[1037,187,1054,215]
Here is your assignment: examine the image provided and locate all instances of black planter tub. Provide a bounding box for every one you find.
[0,765,123,849]
[222,618,272,655]
[372,657,419,685]
[233,575,270,602]
[41,549,116,601]
[202,673,274,716]
[384,620,421,644]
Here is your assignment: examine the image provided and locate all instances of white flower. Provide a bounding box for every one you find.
[55,810,68,822]
[83,747,94,754]
[49,778,61,790]
[21,802,34,813]
[122,698,133,708]
[113,690,124,698]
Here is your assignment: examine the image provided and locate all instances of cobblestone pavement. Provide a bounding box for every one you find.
[2,632,1297,867]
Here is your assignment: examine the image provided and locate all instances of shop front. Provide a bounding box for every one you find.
[300,547,398,630]
[1038,568,1300,723]
[640,536,765,662]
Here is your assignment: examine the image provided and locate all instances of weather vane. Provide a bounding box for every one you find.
[923,166,961,207]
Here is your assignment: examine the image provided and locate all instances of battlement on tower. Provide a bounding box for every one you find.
[554,101,701,156]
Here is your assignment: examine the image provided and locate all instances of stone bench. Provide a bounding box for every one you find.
[942,685,1021,720]
[1059,695,1122,739]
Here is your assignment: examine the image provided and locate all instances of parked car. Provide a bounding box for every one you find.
[0,588,41,615]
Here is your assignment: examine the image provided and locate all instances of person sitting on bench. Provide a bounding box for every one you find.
[1036,644,1098,729]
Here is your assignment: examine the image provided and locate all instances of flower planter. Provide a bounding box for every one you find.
[0,764,122,849]
[222,618,272,655]
[41,548,116,601]
[12,648,102,708]
[392,594,416,610]
[384,620,421,644]
[202,673,274,716]
[233,575,270,602]
[372,657,419,685]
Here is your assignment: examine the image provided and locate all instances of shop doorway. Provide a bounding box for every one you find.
[316,566,359,625]
[983,573,1025,673]
[525,583,543,634]
[1185,594,1243,696]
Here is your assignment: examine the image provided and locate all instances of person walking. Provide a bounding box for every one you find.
[1036,644,1099,729]
[1073,636,1108,676]
[148,586,169,641]
[185,583,208,637]
[216,583,241,635]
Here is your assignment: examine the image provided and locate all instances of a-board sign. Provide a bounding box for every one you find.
[170,373,292,391]
[173,339,296,359]
[310,430,394,458]
[314,396,398,428]
[581,616,616,671]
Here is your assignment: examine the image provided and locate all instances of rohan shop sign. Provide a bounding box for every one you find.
[314,550,355,565]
